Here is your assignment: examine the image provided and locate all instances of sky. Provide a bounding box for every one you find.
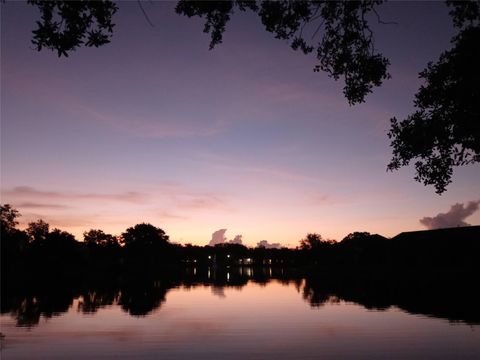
[1,1,479,247]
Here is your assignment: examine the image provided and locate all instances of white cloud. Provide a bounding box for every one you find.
[420,201,480,230]
[256,240,281,249]
[208,229,243,246]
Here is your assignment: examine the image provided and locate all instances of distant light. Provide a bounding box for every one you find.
[227,254,230,258]
[193,259,197,263]
[208,255,212,259]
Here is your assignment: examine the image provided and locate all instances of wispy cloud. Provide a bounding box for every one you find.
[85,107,227,139]
[306,193,349,207]
[16,202,70,209]
[192,151,320,184]
[420,200,480,230]
[172,194,227,210]
[4,186,147,204]
[157,211,188,221]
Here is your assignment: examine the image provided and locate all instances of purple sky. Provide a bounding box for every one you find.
[1,1,479,246]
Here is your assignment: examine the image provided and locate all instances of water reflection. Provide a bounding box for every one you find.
[1,267,480,327]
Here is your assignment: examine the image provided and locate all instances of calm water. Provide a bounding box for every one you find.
[1,273,480,359]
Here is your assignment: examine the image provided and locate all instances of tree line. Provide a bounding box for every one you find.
[2,204,479,280]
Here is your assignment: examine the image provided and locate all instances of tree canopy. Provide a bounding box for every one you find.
[28,0,118,57]
[1,204,20,233]
[388,2,480,193]
[121,223,170,248]
[84,229,119,248]
[22,0,480,193]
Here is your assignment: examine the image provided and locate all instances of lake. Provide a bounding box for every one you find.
[1,269,480,359]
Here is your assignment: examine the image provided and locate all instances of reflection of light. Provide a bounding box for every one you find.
[227,254,230,258]
[208,269,211,279]
[208,255,211,259]
[246,267,252,277]
[227,272,230,281]
[193,259,197,263]
[194,268,197,275]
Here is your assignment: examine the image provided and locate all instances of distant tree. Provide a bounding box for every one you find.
[121,223,169,248]
[1,204,29,273]
[83,229,119,248]
[339,231,389,266]
[341,231,372,243]
[299,233,333,250]
[47,228,77,244]
[1,204,20,233]
[26,219,50,243]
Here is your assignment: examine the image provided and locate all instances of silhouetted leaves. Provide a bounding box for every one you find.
[0,204,20,232]
[121,223,169,248]
[176,0,389,104]
[26,219,49,243]
[300,233,324,250]
[28,0,118,57]
[84,229,119,248]
[388,17,480,193]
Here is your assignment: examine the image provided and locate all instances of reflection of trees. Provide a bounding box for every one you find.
[3,269,479,327]
[78,288,119,313]
[2,288,77,327]
[302,285,334,308]
[301,272,480,325]
[301,275,391,310]
[118,279,172,317]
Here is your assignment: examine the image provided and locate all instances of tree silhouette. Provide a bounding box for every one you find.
[0,204,20,232]
[388,3,480,193]
[299,233,334,250]
[28,0,118,57]
[26,219,50,244]
[83,229,119,248]
[121,223,169,248]
[1,205,29,275]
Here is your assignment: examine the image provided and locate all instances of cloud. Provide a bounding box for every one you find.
[16,202,69,209]
[256,240,281,249]
[209,229,228,246]
[173,194,226,210]
[4,186,147,204]
[208,229,243,246]
[230,234,243,244]
[157,211,188,221]
[86,107,226,139]
[420,201,480,230]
